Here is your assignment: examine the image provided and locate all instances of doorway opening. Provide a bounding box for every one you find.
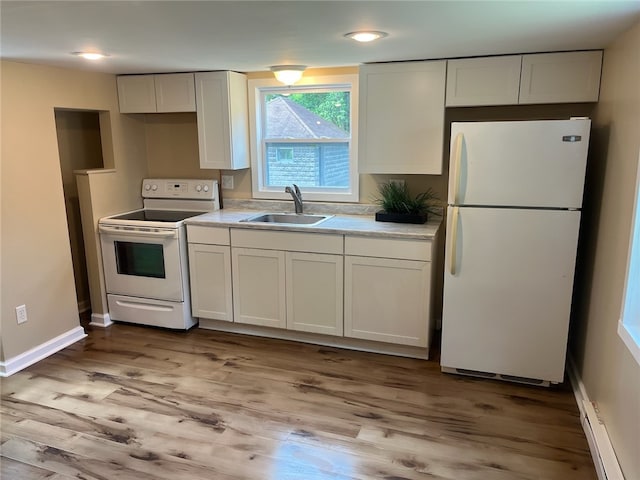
[54,109,105,315]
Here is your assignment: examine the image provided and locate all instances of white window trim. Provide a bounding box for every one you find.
[618,149,640,366]
[248,73,359,203]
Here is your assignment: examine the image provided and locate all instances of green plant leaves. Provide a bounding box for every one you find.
[375,182,438,215]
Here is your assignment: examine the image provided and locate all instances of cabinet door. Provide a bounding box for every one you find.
[519,51,602,104]
[446,56,522,107]
[188,243,233,321]
[195,71,250,170]
[359,61,446,174]
[117,75,157,113]
[345,256,431,347]
[286,252,343,336]
[155,73,196,112]
[232,247,286,328]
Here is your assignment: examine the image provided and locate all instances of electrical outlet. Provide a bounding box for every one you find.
[389,179,405,187]
[16,304,28,324]
[221,175,234,190]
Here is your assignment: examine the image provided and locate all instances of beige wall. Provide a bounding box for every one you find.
[55,110,104,311]
[0,61,148,361]
[572,21,640,479]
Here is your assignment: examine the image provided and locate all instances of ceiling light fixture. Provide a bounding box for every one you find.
[270,65,307,85]
[71,51,109,60]
[344,31,389,43]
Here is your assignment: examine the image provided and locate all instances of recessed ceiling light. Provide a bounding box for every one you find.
[344,31,389,43]
[71,51,109,60]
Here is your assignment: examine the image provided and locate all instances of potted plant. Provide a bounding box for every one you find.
[374,181,439,224]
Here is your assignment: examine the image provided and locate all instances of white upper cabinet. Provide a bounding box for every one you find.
[117,75,156,113]
[359,61,446,174]
[519,51,603,104]
[446,56,522,107]
[117,73,196,113]
[195,71,250,170]
[446,51,602,107]
[154,73,196,112]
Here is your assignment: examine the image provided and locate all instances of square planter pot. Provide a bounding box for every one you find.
[375,210,428,224]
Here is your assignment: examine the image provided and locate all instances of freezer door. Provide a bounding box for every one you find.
[448,119,590,208]
[441,206,581,383]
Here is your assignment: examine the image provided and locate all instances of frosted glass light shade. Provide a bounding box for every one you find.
[271,65,307,85]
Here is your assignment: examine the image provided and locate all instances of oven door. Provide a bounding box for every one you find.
[99,224,184,302]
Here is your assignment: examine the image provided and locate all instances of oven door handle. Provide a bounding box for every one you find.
[99,225,177,239]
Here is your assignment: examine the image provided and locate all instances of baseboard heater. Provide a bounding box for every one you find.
[581,400,625,480]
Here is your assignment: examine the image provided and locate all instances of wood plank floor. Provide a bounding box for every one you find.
[1,322,595,480]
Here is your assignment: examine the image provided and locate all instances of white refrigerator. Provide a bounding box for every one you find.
[440,119,591,385]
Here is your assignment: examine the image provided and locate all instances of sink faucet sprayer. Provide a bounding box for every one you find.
[285,184,303,214]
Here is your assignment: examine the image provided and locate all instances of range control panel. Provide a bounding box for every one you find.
[141,178,218,200]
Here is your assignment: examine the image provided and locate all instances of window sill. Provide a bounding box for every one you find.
[618,319,640,367]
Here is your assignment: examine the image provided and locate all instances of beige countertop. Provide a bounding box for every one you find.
[186,208,441,240]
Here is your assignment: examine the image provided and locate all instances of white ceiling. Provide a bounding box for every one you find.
[2,1,640,75]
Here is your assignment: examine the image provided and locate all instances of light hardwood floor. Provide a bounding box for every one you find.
[1,321,595,480]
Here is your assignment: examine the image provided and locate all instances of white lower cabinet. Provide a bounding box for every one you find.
[286,252,343,336]
[188,243,233,321]
[344,236,435,349]
[231,247,287,328]
[229,229,344,335]
[345,256,431,347]
[188,225,438,355]
[187,226,233,322]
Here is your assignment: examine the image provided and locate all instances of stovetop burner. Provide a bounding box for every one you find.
[110,209,204,223]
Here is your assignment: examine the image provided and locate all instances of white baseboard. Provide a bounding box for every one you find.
[89,312,113,328]
[567,356,625,480]
[0,326,87,377]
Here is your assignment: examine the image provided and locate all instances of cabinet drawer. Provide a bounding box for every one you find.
[231,229,343,254]
[345,236,432,261]
[187,225,230,245]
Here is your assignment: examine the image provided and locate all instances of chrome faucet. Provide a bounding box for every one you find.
[285,184,303,214]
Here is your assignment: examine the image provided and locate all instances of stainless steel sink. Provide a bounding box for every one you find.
[240,213,332,226]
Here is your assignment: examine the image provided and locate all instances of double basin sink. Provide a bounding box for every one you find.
[240,212,332,226]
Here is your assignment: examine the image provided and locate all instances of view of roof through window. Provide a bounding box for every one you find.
[263,91,351,188]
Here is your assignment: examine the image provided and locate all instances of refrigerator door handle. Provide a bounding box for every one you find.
[449,206,459,275]
[451,133,464,204]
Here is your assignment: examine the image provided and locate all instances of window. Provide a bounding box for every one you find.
[619,149,640,366]
[248,73,358,202]
[276,147,294,163]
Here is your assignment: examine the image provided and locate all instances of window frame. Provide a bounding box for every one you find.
[248,73,359,202]
[618,149,640,366]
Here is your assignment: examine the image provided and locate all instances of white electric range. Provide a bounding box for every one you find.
[98,178,219,329]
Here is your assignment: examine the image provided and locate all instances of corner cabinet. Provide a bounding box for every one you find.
[344,236,436,349]
[446,51,602,107]
[195,71,250,170]
[117,73,196,113]
[358,61,446,174]
[186,225,233,322]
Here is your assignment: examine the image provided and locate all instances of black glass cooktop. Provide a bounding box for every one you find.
[110,210,203,222]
